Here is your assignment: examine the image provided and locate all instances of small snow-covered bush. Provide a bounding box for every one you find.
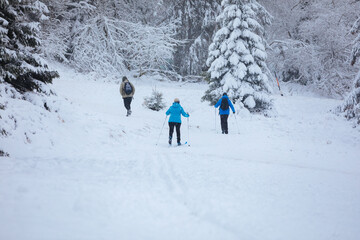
[143,89,166,111]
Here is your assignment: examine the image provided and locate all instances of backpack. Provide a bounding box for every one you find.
[124,82,133,95]
[220,97,229,110]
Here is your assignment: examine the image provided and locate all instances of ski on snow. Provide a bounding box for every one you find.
[168,141,190,147]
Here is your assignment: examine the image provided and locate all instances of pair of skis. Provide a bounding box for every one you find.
[168,141,190,147]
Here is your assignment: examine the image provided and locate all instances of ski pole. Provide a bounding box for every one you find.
[215,108,218,133]
[156,115,168,145]
[186,117,190,146]
[274,72,283,96]
[234,114,240,134]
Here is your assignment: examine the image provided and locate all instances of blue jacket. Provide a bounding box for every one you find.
[215,95,235,115]
[166,102,189,123]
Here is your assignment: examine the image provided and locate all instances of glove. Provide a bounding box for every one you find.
[187,112,190,117]
[233,111,235,114]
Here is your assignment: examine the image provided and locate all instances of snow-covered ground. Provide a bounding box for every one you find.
[1,65,360,240]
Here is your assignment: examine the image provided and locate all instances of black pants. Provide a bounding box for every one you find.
[123,97,132,110]
[169,122,181,143]
[220,114,229,134]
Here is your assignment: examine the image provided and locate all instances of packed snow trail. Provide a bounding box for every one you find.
[0,66,360,240]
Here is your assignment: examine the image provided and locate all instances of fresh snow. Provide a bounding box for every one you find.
[232,18,241,28]
[244,95,256,109]
[1,65,360,240]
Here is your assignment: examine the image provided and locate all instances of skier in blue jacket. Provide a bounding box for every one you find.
[166,98,189,145]
[215,93,235,134]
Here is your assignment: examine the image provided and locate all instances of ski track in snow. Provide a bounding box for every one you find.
[1,66,360,240]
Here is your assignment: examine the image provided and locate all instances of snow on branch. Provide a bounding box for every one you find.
[69,16,181,76]
[351,17,360,66]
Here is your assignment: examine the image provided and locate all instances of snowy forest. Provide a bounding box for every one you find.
[1,1,360,239]
[1,0,360,132]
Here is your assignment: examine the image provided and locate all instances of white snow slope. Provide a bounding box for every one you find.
[1,65,360,240]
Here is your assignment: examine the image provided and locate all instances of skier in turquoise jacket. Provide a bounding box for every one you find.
[166,98,189,145]
[215,93,235,134]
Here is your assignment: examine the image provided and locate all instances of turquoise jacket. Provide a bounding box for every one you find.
[166,102,189,123]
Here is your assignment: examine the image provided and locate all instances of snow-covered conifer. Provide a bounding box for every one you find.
[0,0,58,93]
[143,88,166,111]
[203,0,272,113]
[0,0,59,155]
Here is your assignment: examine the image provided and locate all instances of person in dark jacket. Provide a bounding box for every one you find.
[166,98,189,145]
[120,76,135,116]
[214,93,235,134]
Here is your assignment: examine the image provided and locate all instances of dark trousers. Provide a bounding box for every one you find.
[220,114,229,134]
[169,122,181,143]
[123,97,132,110]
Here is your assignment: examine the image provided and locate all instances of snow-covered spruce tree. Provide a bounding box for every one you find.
[0,0,58,93]
[143,88,166,111]
[0,0,58,156]
[203,0,272,113]
[338,17,360,125]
